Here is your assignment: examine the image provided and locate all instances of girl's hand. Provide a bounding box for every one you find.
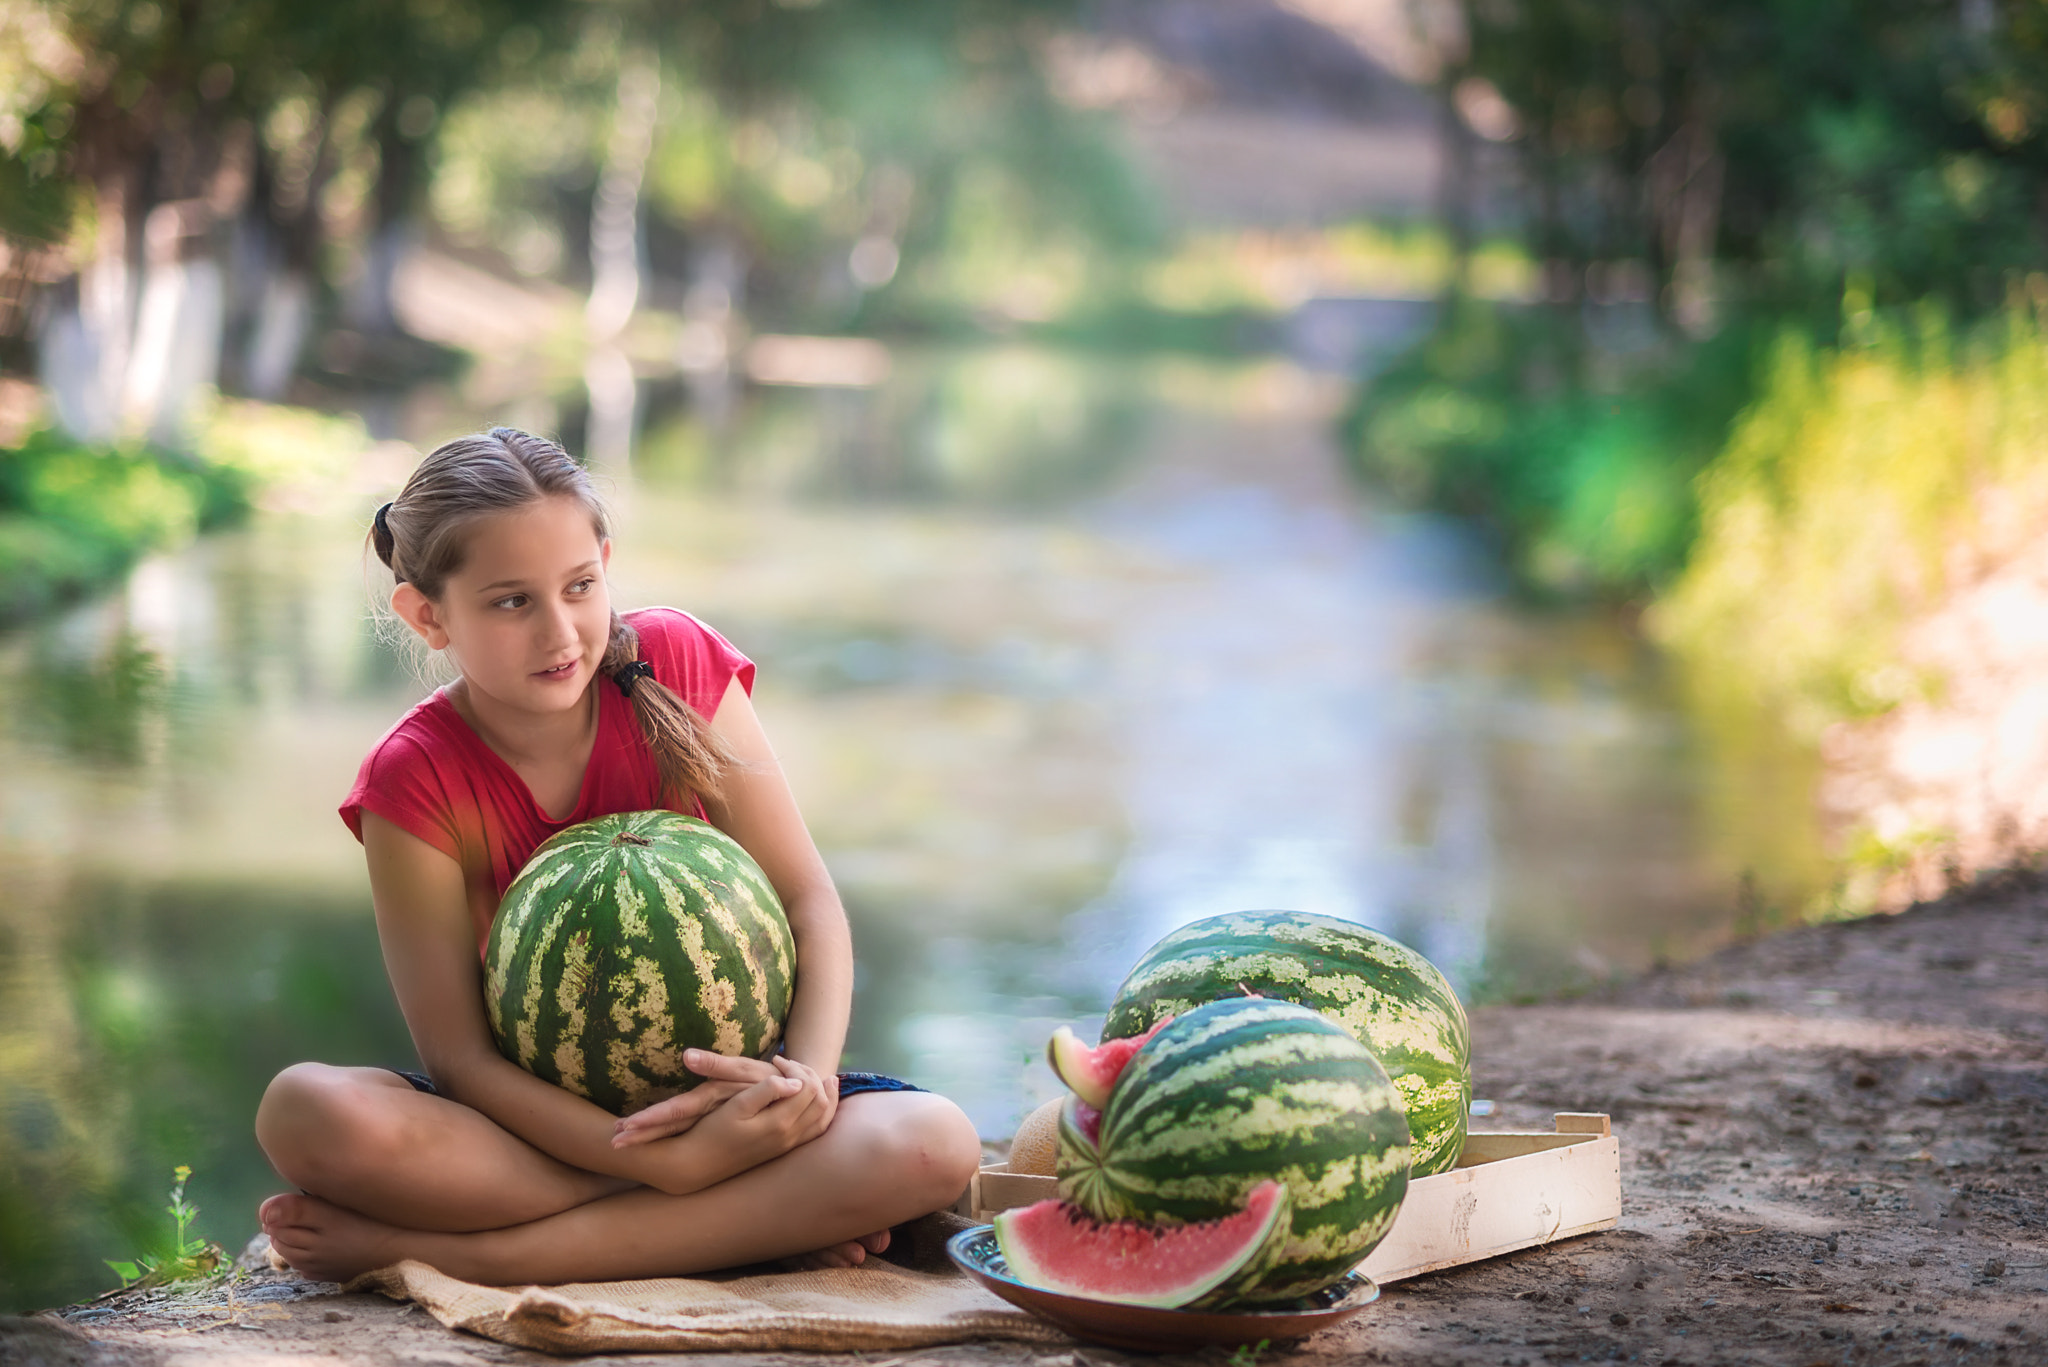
[611,1050,780,1148]
[773,1054,839,1134]
[691,1060,833,1173]
[610,1080,748,1147]
[612,1050,841,1148]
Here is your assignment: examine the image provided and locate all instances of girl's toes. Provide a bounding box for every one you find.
[259,1193,308,1230]
[858,1230,891,1255]
[782,1240,867,1271]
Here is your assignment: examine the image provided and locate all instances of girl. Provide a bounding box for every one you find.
[255,428,982,1285]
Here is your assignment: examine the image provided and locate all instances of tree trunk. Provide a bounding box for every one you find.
[343,116,418,337]
[587,52,662,344]
[244,269,314,400]
[36,174,142,444]
[122,199,224,446]
[583,346,638,465]
[239,95,337,397]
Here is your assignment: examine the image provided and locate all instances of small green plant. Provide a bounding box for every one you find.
[106,1165,228,1290]
[1226,1338,1271,1367]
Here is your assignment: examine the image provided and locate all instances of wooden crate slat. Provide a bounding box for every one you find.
[1361,1128,1620,1283]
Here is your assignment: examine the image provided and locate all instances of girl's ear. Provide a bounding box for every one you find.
[601,538,612,571]
[391,582,451,650]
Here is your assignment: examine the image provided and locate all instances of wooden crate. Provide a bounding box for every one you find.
[955,1112,1620,1285]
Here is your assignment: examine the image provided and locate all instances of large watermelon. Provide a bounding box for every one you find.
[485,810,794,1115]
[1103,911,1472,1176]
[1056,997,1411,1305]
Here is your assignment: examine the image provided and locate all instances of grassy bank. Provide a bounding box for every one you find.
[0,403,369,624]
[1350,299,2048,730]
[1654,309,2048,729]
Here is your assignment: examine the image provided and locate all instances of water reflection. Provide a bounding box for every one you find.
[624,348,1149,505]
[13,631,166,768]
[0,347,1828,1310]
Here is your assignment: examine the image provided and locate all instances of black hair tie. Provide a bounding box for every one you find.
[373,501,406,582]
[613,660,656,697]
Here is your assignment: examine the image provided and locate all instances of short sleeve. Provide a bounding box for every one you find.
[627,608,756,719]
[339,727,466,863]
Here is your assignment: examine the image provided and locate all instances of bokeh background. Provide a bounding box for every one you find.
[6,0,2048,1312]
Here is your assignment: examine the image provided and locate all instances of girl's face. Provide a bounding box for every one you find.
[394,495,614,716]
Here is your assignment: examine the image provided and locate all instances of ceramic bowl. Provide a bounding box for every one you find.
[945,1224,1380,1353]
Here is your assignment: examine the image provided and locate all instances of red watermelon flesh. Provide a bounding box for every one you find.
[1059,1092,1103,1152]
[993,1180,1291,1309]
[1046,1017,1172,1109]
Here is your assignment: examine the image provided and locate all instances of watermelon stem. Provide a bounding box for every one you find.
[612,833,653,846]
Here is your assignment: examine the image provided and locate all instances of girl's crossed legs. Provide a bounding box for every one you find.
[254,1063,982,1285]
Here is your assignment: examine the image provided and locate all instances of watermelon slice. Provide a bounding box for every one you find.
[993,1180,1292,1309]
[1046,1017,1172,1109]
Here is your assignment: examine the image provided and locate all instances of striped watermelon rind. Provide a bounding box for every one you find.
[1103,910,1472,1177]
[1056,997,1412,1305]
[484,810,794,1116]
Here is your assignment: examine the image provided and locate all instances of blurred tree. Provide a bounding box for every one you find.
[3,0,1150,445]
[431,0,1153,345]
[1352,0,2048,602]
[1457,0,2048,330]
[3,0,575,443]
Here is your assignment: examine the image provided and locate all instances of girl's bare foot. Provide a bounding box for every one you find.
[259,1193,407,1283]
[782,1228,891,1271]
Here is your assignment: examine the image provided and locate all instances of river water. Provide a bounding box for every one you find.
[0,348,1829,1310]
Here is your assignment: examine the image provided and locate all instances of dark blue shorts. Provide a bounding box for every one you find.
[387,1067,922,1101]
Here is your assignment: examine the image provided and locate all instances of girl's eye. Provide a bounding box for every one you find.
[568,578,595,595]
[493,594,528,610]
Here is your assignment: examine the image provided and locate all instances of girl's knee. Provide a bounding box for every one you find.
[256,1063,337,1149]
[856,1096,980,1207]
[256,1063,409,1189]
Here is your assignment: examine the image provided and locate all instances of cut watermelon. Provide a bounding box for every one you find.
[1045,1017,1172,1109]
[993,1180,1292,1309]
[1058,1092,1102,1154]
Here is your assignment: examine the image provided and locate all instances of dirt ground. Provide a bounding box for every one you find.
[6,874,2045,1367]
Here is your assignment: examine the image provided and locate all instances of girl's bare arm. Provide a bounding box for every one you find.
[699,676,855,1084]
[360,810,829,1194]
[616,678,854,1148]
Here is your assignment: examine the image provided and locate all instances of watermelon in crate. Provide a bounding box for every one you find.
[485,810,794,1115]
[1104,911,1472,1176]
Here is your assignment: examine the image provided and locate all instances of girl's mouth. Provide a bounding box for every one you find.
[534,660,579,679]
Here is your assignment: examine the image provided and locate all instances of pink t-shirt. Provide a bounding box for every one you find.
[339,607,755,956]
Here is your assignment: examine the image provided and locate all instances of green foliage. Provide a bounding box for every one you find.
[105,1166,227,1291]
[1345,302,1762,601]
[0,429,247,621]
[0,400,361,622]
[427,0,1149,333]
[4,861,417,1312]
[1226,1339,1271,1367]
[1654,305,2048,729]
[0,103,79,246]
[1461,0,2048,317]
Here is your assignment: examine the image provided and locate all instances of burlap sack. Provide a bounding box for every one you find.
[344,1213,1070,1355]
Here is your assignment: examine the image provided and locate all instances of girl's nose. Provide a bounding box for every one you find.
[538,600,580,652]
